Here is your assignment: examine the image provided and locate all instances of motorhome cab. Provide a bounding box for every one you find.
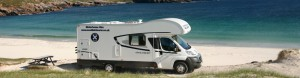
[76,18,202,74]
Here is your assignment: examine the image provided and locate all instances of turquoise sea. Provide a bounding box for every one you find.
[0,0,299,48]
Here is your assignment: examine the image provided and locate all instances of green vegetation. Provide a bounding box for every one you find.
[0,58,29,66]
[188,69,293,78]
[0,0,132,7]
[27,65,51,70]
[0,68,294,78]
[0,0,52,7]
[0,57,293,78]
[0,70,167,78]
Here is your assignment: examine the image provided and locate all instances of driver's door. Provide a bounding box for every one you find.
[150,37,180,68]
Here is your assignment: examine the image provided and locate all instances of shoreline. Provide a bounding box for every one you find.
[0,37,283,66]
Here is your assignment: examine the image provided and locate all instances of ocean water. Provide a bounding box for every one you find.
[0,0,300,48]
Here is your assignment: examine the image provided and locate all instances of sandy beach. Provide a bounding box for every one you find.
[0,38,77,60]
[0,38,282,66]
[1,37,300,77]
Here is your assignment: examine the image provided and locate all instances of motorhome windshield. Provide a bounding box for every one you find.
[172,35,191,50]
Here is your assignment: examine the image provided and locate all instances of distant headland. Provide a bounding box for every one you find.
[0,0,195,17]
[0,0,130,16]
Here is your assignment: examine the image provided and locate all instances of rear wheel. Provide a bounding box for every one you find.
[77,64,84,69]
[104,64,114,72]
[174,62,188,74]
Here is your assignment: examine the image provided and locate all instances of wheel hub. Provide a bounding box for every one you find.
[177,65,185,73]
[105,64,113,72]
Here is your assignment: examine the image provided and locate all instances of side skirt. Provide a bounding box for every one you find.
[77,59,157,68]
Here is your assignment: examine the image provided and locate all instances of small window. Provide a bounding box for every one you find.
[129,34,145,46]
[148,38,161,49]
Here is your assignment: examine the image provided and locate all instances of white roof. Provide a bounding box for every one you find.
[85,19,143,24]
[135,18,191,35]
[80,18,191,35]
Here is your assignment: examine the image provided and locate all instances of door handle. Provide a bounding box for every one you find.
[119,45,121,56]
[114,45,119,56]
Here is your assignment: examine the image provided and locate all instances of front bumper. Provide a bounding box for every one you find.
[186,54,202,68]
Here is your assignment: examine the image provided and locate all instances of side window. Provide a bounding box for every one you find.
[148,38,161,49]
[129,34,146,46]
[160,38,177,51]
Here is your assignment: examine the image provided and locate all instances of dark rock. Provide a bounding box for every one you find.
[267,60,273,63]
[133,0,192,3]
[73,1,94,7]
[251,61,258,63]
[0,7,10,14]
[7,11,19,16]
[0,12,5,16]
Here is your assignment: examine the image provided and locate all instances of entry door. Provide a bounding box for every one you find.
[148,37,161,58]
[78,39,90,59]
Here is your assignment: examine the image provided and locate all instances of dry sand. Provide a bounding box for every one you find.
[0,38,282,66]
[0,38,76,60]
[1,38,298,77]
[195,46,281,66]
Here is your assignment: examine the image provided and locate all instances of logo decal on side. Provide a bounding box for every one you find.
[91,33,99,42]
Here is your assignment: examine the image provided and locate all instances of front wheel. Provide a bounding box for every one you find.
[104,64,114,72]
[174,62,188,74]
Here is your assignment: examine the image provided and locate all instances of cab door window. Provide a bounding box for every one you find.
[160,38,178,51]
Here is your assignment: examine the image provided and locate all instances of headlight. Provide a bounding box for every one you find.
[186,51,196,55]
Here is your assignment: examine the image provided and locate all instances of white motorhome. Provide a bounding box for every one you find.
[76,18,202,74]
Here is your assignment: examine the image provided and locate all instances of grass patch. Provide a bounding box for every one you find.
[0,70,168,78]
[0,0,132,7]
[0,0,52,7]
[0,58,29,66]
[27,65,51,70]
[188,69,293,78]
[0,67,295,78]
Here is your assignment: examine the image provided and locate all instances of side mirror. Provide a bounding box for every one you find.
[174,46,180,52]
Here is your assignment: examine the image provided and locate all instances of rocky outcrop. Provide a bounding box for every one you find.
[133,0,191,3]
[0,1,117,16]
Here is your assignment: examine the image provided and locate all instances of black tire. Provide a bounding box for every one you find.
[77,64,84,69]
[174,62,188,74]
[104,64,115,72]
[195,63,202,69]
[116,66,122,71]
[187,67,194,73]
